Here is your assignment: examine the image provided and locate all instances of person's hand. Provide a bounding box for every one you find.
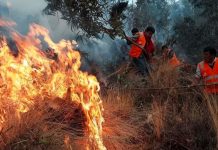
[126,38,132,45]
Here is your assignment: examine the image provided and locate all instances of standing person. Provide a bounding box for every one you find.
[162,45,181,68]
[195,46,218,94]
[127,28,149,76]
[144,26,155,60]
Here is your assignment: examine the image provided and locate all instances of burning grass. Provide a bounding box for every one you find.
[0,18,217,150]
[0,97,90,149]
[0,19,105,150]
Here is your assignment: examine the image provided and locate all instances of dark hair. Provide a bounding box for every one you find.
[145,26,155,34]
[203,46,217,56]
[162,45,168,50]
[131,28,139,34]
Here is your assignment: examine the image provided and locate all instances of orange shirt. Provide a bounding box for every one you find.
[163,49,181,67]
[169,53,181,67]
[129,32,146,58]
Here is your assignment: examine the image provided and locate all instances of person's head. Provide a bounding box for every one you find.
[203,46,216,63]
[131,28,139,35]
[145,26,155,39]
[162,45,170,56]
[162,45,168,52]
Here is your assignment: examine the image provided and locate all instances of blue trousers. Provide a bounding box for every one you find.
[132,55,150,76]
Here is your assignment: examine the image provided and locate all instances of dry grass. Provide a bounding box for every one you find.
[104,60,217,150]
[0,98,89,150]
[144,63,216,149]
[102,89,143,150]
[204,94,218,149]
[0,86,143,150]
[0,60,217,150]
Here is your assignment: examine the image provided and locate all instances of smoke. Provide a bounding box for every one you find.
[78,36,127,72]
[7,0,46,14]
[1,0,73,40]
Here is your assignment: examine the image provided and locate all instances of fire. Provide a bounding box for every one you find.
[0,19,106,149]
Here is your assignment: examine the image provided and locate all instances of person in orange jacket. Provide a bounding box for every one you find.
[127,28,149,76]
[195,46,218,94]
[162,45,181,68]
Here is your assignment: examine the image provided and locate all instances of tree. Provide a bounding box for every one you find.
[173,0,218,61]
[43,0,128,38]
[189,0,218,45]
[132,0,170,42]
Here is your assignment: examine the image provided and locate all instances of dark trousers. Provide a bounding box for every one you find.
[132,55,150,76]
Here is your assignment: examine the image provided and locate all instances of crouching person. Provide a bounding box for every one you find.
[162,45,181,68]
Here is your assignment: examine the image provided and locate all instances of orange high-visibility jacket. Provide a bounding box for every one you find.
[198,58,218,94]
[129,32,146,58]
[165,49,181,67]
[169,53,181,67]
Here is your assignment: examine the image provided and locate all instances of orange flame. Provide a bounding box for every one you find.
[0,19,106,149]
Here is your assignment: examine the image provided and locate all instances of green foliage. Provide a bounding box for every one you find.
[173,0,218,61]
[174,17,201,54]
[133,0,169,29]
[129,0,170,43]
[43,0,128,38]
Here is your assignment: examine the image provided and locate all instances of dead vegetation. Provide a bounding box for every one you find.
[103,60,217,150]
[0,60,217,150]
[0,97,89,150]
